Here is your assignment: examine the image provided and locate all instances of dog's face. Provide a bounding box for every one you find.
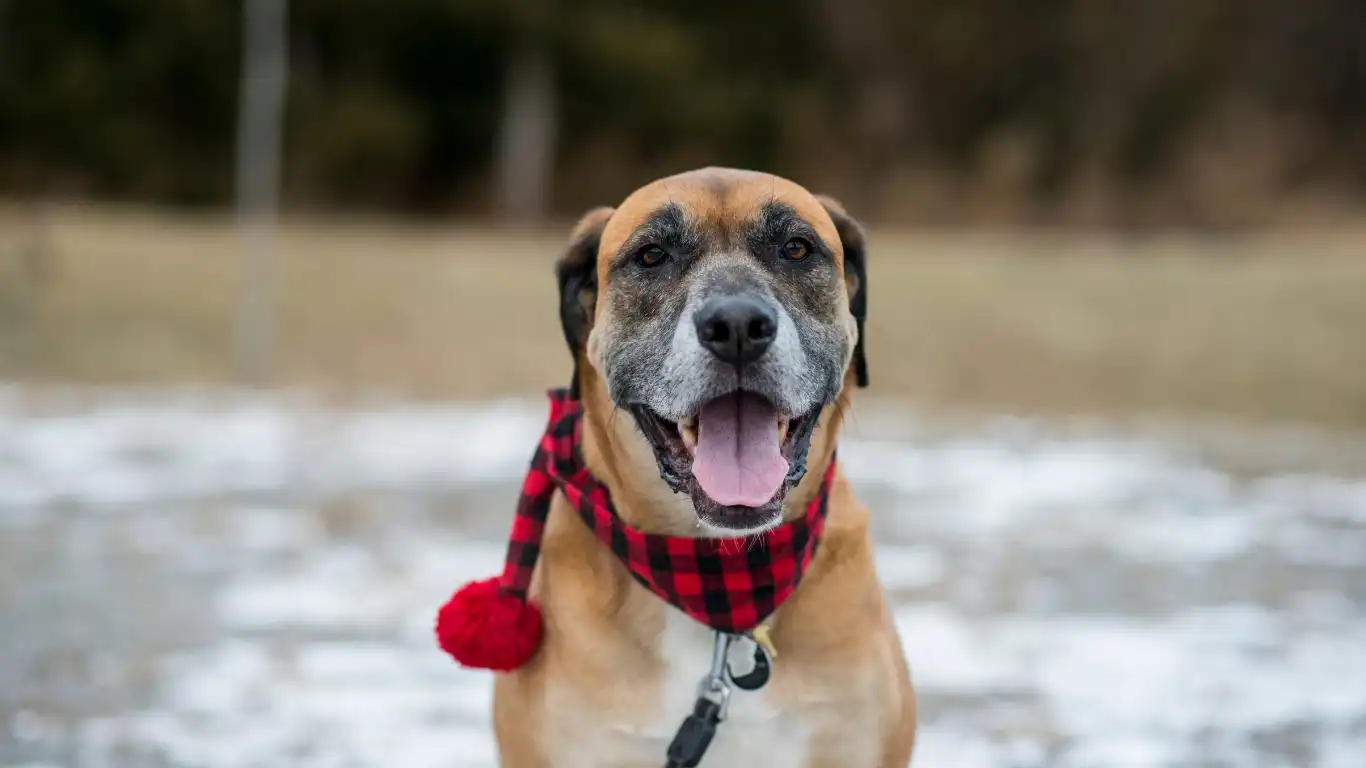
[557,168,869,534]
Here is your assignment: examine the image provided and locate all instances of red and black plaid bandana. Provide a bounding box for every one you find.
[435,388,835,671]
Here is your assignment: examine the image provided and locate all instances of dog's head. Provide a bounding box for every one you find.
[556,168,869,535]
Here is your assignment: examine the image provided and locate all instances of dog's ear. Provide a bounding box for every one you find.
[556,206,614,398]
[816,195,869,388]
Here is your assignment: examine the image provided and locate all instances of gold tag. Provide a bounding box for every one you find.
[751,624,778,660]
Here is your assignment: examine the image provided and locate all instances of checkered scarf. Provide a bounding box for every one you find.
[497,388,835,633]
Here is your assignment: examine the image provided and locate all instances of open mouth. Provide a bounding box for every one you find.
[630,391,821,532]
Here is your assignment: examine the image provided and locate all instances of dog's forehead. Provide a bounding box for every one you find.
[596,168,841,266]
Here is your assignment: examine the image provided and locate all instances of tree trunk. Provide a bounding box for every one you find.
[234,0,288,385]
[811,0,910,218]
[495,41,556,224]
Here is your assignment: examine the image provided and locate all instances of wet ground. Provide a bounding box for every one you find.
[2,389,1365,767]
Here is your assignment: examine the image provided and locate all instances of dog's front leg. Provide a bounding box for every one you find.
[800,696,916,768]
[492,674,551,768]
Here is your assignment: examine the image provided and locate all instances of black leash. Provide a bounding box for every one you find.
[663,632,773,768]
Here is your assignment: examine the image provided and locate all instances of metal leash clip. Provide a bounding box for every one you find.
[663,632,735,768]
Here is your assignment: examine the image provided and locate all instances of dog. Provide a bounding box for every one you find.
[489,167,916,766]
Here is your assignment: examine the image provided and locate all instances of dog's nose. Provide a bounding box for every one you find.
[694,295,778,367]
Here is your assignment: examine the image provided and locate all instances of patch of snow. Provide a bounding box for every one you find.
[1,391,1363,767]
[875,545,946,590]
[0,395,546,510]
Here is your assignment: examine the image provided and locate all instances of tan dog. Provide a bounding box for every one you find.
[491,168,916,766]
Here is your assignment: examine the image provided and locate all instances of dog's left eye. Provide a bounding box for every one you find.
[780,238,811,262]
[635,245,669,268]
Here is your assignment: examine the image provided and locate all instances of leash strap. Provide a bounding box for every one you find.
[662,630,776,767]
[665,632,733,768]
[664,697,724,768]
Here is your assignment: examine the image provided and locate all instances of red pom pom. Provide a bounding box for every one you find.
[435,578,544,671]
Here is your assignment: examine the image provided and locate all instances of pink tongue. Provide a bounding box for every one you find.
[692,392,789,507]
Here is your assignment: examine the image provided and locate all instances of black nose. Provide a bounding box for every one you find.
[694,295,778,367]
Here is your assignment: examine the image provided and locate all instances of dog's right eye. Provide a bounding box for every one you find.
[634,245,669,268]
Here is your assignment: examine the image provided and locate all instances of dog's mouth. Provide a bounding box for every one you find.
[630,391,821,533]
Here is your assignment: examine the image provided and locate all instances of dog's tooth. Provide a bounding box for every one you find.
[679,421,698,451]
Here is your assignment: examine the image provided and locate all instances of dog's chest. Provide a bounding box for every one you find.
[548,613,812,767]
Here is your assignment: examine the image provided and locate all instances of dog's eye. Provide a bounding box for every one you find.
[635,245,669,268]
[780,238,811,262]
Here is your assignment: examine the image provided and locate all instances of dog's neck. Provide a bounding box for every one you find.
[576,369,847,538]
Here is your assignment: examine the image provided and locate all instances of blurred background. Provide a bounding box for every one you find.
[1,2,1365,767]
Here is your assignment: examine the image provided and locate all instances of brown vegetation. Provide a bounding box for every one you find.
[3,206,1364,429]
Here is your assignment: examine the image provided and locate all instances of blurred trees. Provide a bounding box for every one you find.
[0,0,1363,224]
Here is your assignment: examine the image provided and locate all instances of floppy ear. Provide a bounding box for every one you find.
[555,207,614,398]
[815,195,869,388]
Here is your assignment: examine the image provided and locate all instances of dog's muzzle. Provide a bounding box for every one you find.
[623,284,830,533]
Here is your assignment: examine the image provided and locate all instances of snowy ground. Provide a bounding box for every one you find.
[2,388,1365,767]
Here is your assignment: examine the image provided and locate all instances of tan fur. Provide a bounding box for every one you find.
[494,168,916,766]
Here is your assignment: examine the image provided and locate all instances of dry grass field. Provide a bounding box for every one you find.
[2,204,1365,429]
